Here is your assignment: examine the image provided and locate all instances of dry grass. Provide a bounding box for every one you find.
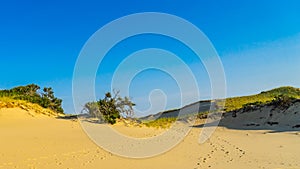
[0,97,63,117]
[143,117,177,128]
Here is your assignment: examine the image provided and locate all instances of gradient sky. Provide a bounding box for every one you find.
[0,0,300,116]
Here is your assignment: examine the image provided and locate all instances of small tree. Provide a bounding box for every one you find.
[83,91,135,124]
[41,87,64,114]
[111,90,135,118]
[83,102,102,119]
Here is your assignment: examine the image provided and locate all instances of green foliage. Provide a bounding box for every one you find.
[221,86,300,112]
[0,84,64,114]
[0,97,61,116]
[143,87,300,124]
[97,92,120,124]
[83,102,101,119]
[242,101,263,107]
[273,94,296,101]
[83,91,135,124]
[143,117,177,128]
[269,94,296,109]
[260,86,300,98]
[196,111,209,119]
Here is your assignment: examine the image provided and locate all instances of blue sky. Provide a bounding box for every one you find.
[0,0,300,116]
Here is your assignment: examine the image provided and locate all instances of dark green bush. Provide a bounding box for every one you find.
[83,91,135,124]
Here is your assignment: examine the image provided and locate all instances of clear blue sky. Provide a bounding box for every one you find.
[0,0,300,116]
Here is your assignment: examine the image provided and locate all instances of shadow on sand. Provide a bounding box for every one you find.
[191,114,300,133]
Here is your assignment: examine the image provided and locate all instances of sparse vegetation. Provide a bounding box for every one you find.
[0,97,62,116]
[142,87,300,127]
[83,91,135,124]
[143,117,177,128]
[221,86,300,112]
[269,94,297,110]
[197,111,210,119]
[0,84,64,114]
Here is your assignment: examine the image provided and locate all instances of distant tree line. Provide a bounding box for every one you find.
[0,84,64,113]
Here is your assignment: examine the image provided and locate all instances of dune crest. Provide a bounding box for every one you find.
[0,98,62,118]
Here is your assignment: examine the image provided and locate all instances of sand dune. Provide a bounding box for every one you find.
[221,99,300,131]
[0,108,300,169]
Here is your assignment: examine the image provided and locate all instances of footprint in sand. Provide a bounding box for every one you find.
[197,136,248,168]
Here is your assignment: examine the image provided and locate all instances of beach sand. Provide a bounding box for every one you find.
[0,108,300,169]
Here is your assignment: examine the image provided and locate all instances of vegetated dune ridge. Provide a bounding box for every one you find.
[1,102,300,168]
[0,98,62,117]
[141,86,300,120]
[220,98,300,131]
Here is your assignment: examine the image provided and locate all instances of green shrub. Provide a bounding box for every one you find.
[143,117,177,128]
[83,91,135,125]
[0,84,64,114]
[220,86,300,112]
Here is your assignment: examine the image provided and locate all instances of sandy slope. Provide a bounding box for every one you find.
[221,99,300,131]
[0,108,300,169]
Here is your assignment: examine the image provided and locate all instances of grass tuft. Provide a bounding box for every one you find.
[143,117,177,129]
